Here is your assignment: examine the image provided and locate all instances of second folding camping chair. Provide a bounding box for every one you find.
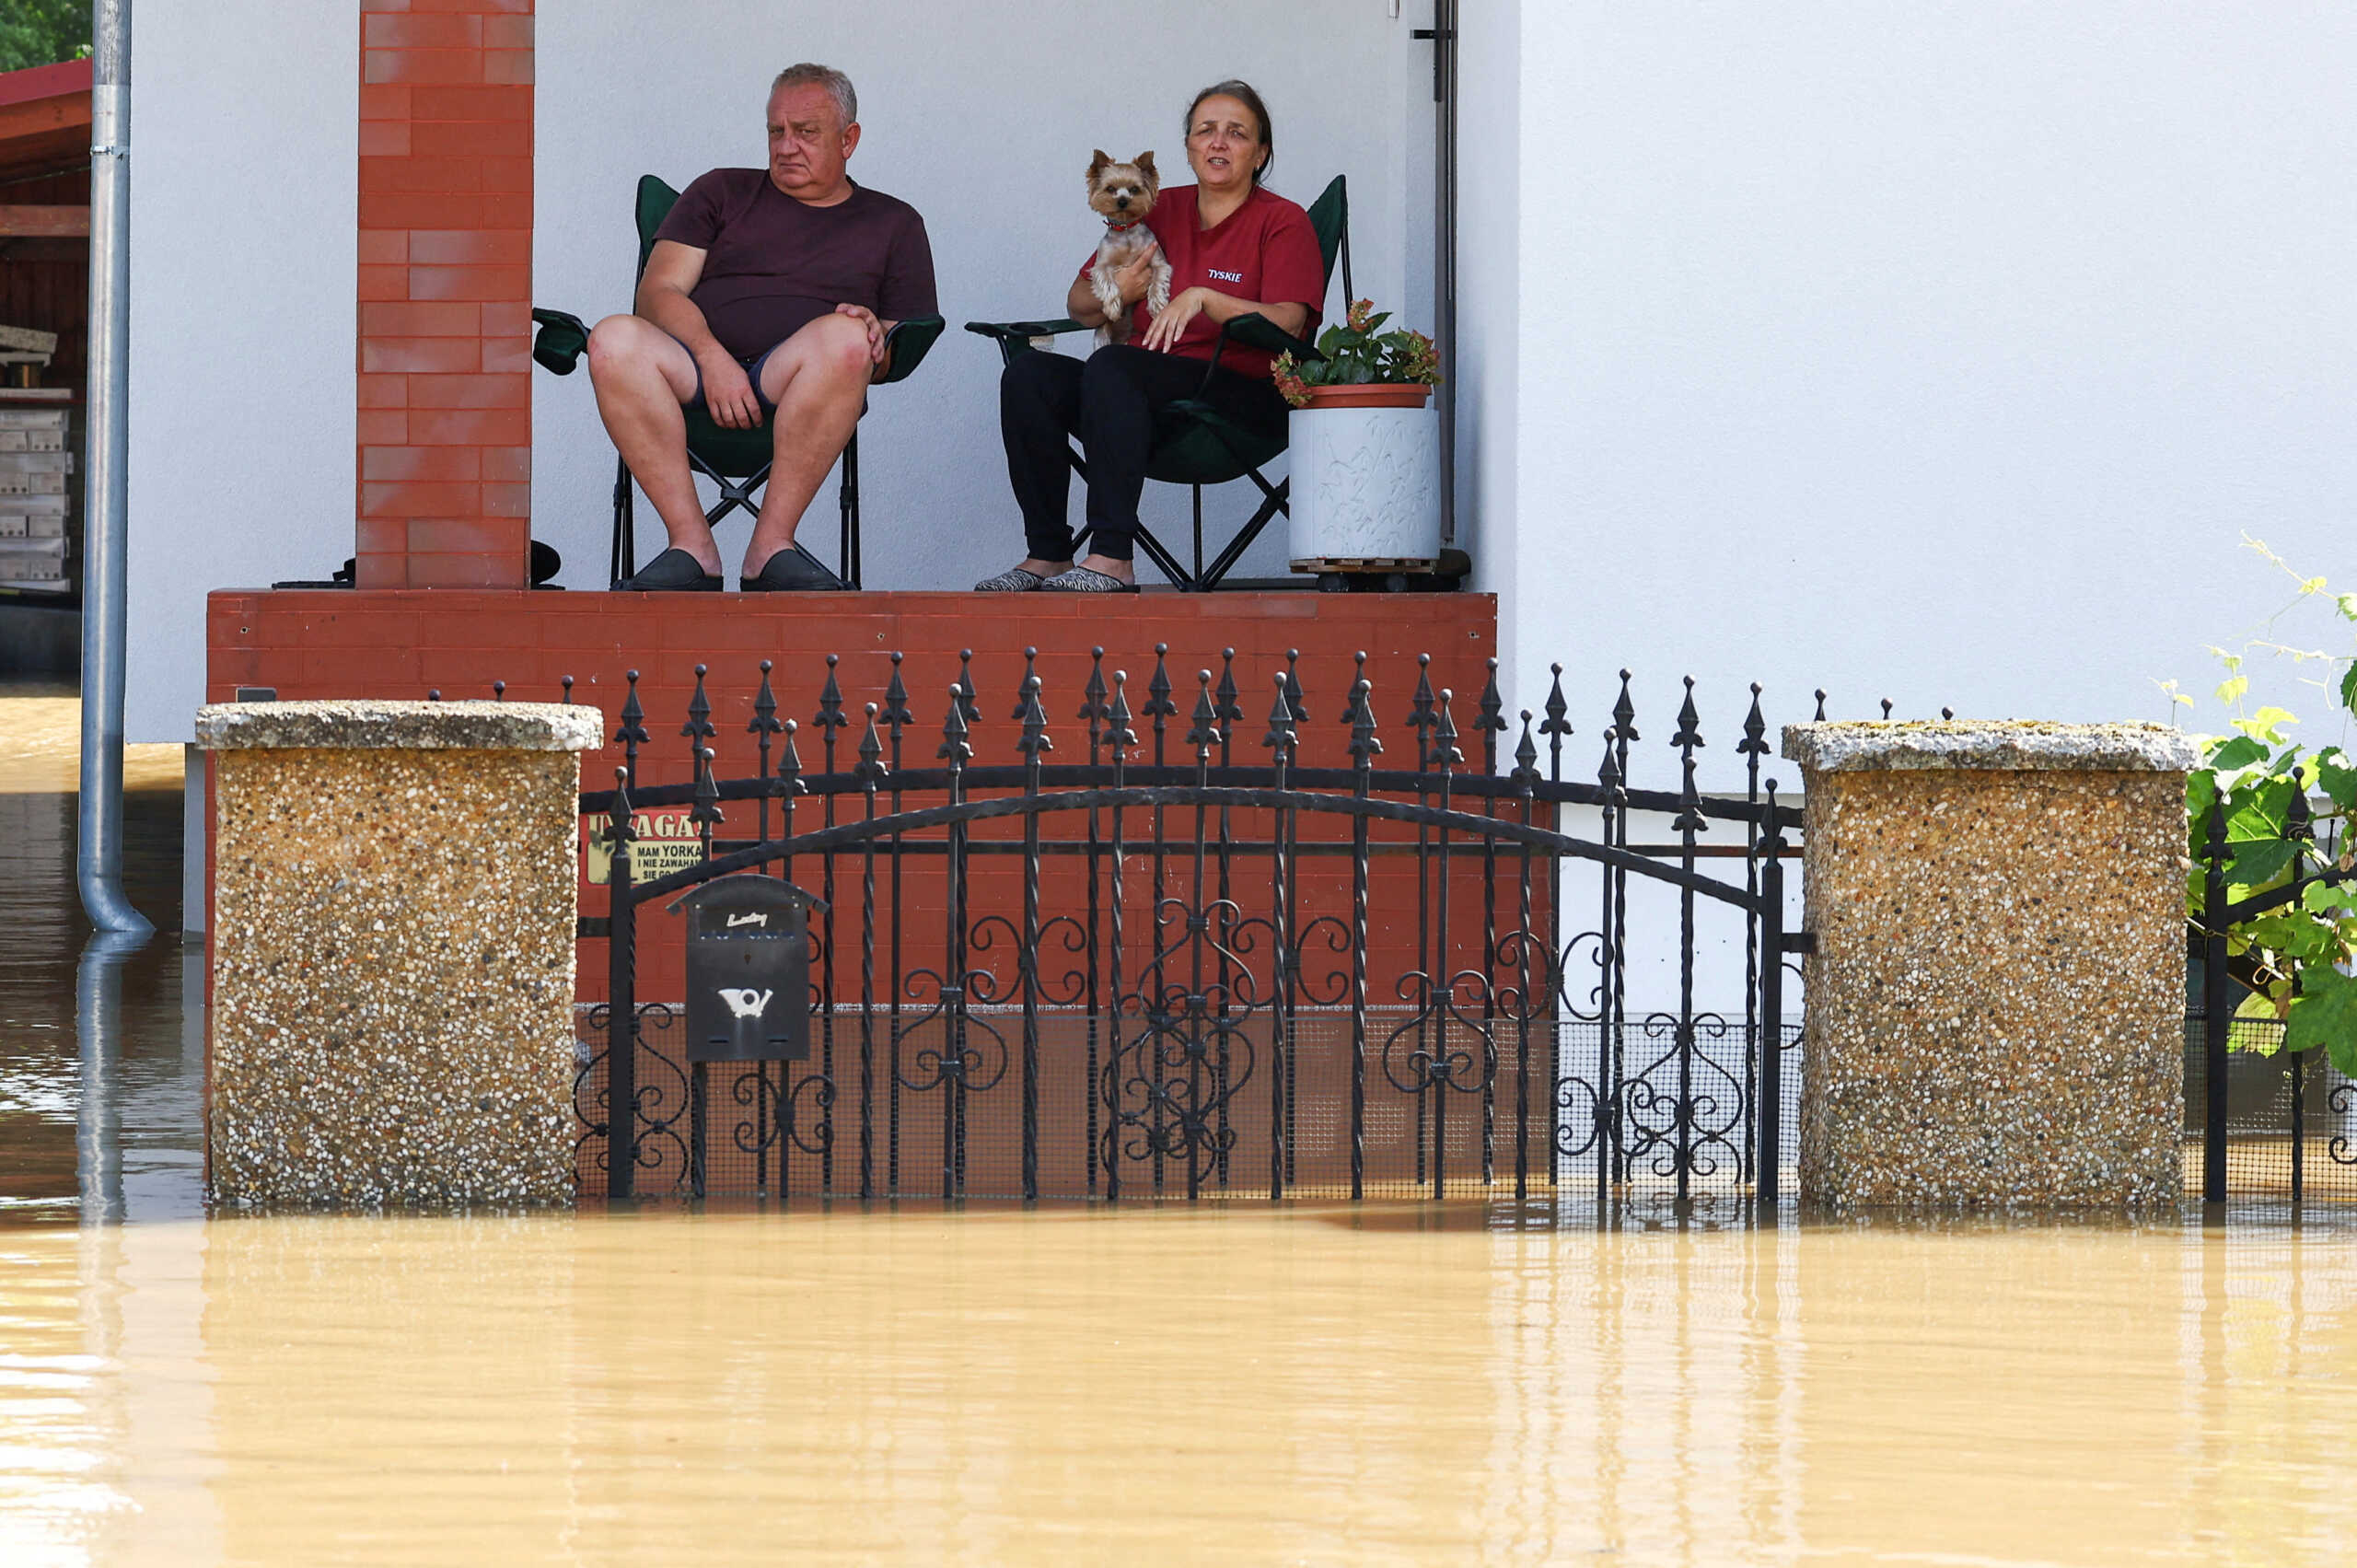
[963,175,1351,592]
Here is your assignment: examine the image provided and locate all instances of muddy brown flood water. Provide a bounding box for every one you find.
[5,690,2357,1565]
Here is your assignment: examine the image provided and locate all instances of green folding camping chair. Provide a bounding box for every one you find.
[530,174,946,589]
[963,175,1351,592]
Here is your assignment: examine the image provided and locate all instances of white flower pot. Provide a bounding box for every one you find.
[1285,385,1441,571]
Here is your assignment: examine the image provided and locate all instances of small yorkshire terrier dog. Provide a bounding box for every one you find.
[1086,149,1170,344]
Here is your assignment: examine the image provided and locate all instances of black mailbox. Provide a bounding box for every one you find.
[673,876,824,1063]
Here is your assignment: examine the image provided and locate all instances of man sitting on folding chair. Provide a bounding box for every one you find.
[586,63,936,591]
[978,80,1321,594]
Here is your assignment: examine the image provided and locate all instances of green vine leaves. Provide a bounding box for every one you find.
[2183,554,2357,1073]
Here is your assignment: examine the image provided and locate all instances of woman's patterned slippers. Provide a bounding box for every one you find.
[1039,566,1140,594]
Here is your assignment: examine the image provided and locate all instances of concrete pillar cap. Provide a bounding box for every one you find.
[1781,720,2199,773]
[194,699,605,753]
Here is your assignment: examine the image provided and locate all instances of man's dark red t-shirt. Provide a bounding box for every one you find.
[655,170,937,359]
[1078,183,1326,381]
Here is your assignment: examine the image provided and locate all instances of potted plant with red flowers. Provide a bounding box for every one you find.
[1273,300,1445,575]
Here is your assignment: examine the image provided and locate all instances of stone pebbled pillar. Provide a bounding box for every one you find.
[198,700,602,1206]
[1781,722,2199,1209]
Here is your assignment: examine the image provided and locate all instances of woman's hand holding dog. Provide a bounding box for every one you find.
[1113,244,1163,310]
[1090,245,1165,341]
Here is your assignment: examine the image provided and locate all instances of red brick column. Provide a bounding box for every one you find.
[354,1,534,590]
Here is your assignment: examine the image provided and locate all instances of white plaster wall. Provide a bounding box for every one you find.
[1470,3,2357,787]
[1453,0,1519,703]
[535,0,1434,593]
[123,1,356,742]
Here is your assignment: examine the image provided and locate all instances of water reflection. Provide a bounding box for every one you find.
[1,687,192,1229]
[5,1209,2357,1564]
[74,932,145,1225]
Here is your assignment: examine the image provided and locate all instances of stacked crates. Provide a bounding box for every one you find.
[0,407,72,584]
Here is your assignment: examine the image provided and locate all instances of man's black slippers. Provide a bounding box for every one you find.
[613,545,842,592]
[615,548,721,592]
[740,550,840,591]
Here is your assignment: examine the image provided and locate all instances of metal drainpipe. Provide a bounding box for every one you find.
[78,0,151,936]
[1416,0,1460,548]
[1434,0,1457,548]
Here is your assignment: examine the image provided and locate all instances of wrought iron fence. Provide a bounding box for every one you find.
[2192,778,2357,1202]
[2180,1015,2357,1202]
[562,648,1807,1205]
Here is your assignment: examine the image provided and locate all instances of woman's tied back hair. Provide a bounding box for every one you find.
[1186,78,1274,185]
[773,63,857,128]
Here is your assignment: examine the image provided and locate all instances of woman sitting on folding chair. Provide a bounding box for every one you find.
[978,80,1325,594]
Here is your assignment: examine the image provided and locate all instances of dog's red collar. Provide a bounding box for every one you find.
[1104,217,1144,233]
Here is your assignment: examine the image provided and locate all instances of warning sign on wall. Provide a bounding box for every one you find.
[583,812,709,886]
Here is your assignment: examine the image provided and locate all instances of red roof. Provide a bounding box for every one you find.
[0,57,91,184]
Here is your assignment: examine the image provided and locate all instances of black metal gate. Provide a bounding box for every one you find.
[573,650,1805,1205]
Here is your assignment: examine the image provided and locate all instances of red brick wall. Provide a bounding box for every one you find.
[355,1,534,589]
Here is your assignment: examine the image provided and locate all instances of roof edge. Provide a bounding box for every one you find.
[0,58,92,112]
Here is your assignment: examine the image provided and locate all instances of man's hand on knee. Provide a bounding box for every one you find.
[833,303,893,379]
[700,351,765,429]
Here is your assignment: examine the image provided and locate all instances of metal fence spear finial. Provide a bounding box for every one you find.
[1431,688,1462,772]
[777,717,804,795]
[1739,683,1769,758]
[616,669,648,785]
[1348,678,1381,766]
[939,681,972,764]
[1673,675,1704,750]
[1187,670,1222,755]
[883,652,913,728]
[1145,644,1177,723]
[1081,647,1109,729]
[1018,676,1053,758]
[1672,678,1707,834]
[1475,657,1507,768]
[816,655,848,737]
[1216,648,1242,728]
[953,649,980,726]
[690,745,723,855]
[750,660,782,739]
[1539,663,1571,784]
[683,665,716,785]
[1105,670,1137,757]
[1409,655,1437,764]
[857,703,888,783]
[1263,670,1298,755]
[604,765,637,851]
[1013,646,1039,720]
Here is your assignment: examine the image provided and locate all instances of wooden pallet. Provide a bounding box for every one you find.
[1289,555,1441,573]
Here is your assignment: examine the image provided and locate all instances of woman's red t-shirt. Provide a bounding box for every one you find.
[1077,183,1326,381]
